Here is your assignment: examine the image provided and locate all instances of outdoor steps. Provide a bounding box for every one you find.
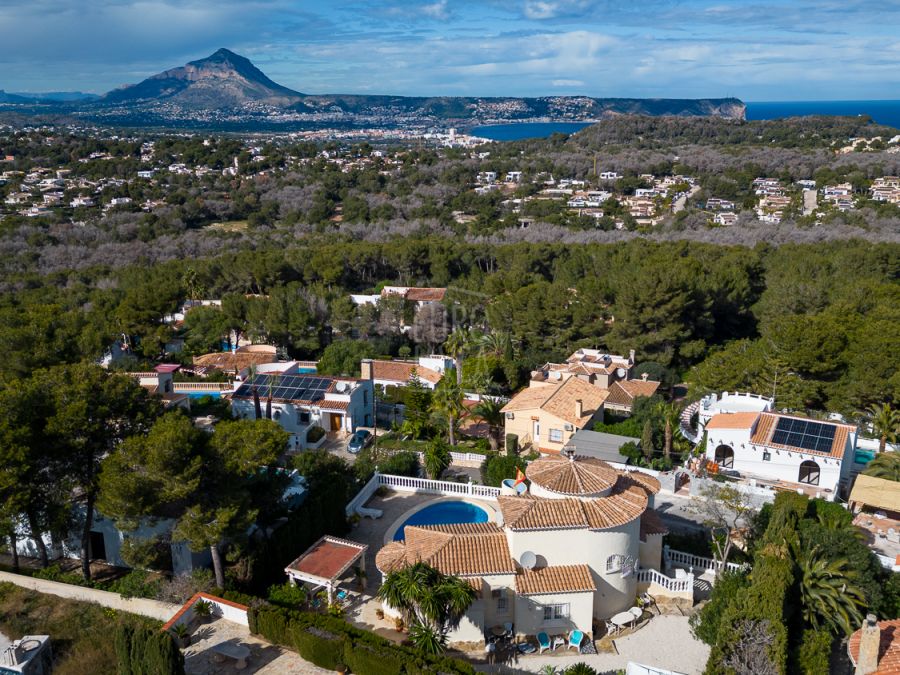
[679,400,702,444]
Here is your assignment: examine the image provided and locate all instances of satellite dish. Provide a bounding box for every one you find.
[520,551,537,570]
[616,368,627,378]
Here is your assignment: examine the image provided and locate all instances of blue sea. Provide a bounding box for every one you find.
[470,100,900,141]
[746,100,900,129]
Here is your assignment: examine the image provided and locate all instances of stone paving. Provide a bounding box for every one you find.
[183,617,329,675]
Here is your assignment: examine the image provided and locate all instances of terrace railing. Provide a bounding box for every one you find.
[173,382,235,392]
[377,473,500,500]
[636,567,693,594]
[665,546,746,575]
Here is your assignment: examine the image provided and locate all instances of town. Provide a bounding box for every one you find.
[1,102,900,675]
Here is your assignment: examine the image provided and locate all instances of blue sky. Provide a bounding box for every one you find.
[1,0,898,100]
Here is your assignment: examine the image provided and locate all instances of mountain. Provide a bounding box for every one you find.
[0,90,38,104]
[101,48,304,108]
[11,91,100,102]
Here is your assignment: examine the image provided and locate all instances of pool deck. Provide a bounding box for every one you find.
[343,489,496,642]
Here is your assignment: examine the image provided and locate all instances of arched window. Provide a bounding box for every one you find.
[799,460,820,486]
[606,554,624,573]
[714,445,735,469]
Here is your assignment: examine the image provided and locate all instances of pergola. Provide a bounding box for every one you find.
[284,535,368,604]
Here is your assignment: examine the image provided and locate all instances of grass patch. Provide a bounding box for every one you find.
[204,220,248,232]
[0,582,160,675]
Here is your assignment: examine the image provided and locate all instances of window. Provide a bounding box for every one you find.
[492,589,508,614]
[799,460,820,486]
[549,428,563,443]
[542,603,569,622]
[299,411,311,424]
[762,451,771,462]
[606,554,623,573]
[714,445,735,469]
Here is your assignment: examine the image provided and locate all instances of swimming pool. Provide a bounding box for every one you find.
[392,501,489,541]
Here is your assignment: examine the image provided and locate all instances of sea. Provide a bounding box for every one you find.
[469,100,900,141]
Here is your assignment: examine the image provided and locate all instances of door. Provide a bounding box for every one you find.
[532,419,540,443]
[89,531,107,561]
[330,413,342,432]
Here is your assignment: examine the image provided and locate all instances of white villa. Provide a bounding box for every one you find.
[694,393,858,497]
[375,453,669,642]
[230,362,373,450]
[359,355,453,391]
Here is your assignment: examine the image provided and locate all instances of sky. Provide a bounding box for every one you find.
[1,0,899,100]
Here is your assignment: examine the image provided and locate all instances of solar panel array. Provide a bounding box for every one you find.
[770,417,836,454]
[234,374,332,402]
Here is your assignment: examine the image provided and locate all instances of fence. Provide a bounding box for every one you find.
[636,567,694,595]
[377,474,500,500]
[665,547,745,575]
[173,382,234,392]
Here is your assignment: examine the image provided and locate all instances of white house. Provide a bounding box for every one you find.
[230,363,373,450]
[359,355,451,390]
[375,453,668,642]
[702,410,858,497]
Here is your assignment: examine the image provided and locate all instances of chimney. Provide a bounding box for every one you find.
[575,399,583,419]
[629,349,636,364]
[641,372,649,382]
[856,614,881,675]
[360,359,373,381]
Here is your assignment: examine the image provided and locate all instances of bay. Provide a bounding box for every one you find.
[745,100,900,129]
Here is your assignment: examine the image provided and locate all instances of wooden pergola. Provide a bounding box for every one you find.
[284,535,368,604]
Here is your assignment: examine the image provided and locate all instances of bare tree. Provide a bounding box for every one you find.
[723,620,778,675]
[411,303,449,353]
[691,483,756,575]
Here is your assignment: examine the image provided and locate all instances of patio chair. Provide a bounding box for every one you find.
[503,622,514,639]
[568,630,585,652]
[538,632,552,654]
[604,620,618,637]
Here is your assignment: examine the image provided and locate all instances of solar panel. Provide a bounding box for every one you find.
[234,373,335,402]
[771,417,837,454]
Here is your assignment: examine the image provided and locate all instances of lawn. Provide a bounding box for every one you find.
[0,582,159,675]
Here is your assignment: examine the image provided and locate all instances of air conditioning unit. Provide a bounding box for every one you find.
[564,424,574,431]
[506,412,514,420]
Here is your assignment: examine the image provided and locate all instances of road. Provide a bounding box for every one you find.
[654,491,709,533]
[673,185,701,213]
[802,188,818,215]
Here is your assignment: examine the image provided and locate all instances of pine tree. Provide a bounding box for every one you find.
[641,419,655,462]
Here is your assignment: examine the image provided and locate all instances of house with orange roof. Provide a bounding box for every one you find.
[359,355,452,391]
[501,377,609,453]
[849,614,900,675]
[702,409,858,497]
[375,453,669,642]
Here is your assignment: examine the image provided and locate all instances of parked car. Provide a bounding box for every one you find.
[347,429,372,454]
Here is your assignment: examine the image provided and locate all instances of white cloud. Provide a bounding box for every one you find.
[552,78,585,86]
[421,0,449,20]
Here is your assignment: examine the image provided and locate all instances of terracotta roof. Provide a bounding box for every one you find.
[623,470,661,495]
[319,399,351,411]
[502,378,608,428]
[193,350,281,373]
[516,564,596,596]
[705,412,760,430]
[750,412,853,458]
[286,536,367,582]
[640,509,668,540]
[375,523,515,577]
[526,454,619,495]
[383,287,447,302]
[849,619,900,674]
[605,379,661,406]
[372,360,443,385]
[498,478,648,531]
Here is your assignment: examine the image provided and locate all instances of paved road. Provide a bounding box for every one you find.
[802,188,818,216]
[673,185,701,213]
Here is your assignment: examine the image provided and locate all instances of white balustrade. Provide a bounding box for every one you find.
[637,567,694,594]
[375,473,499,500]
[665,547,745,574]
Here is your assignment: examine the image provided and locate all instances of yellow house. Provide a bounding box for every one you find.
[502,377,609,453]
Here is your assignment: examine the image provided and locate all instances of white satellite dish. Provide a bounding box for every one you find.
[616,368,627,378]
[520,551,537,570]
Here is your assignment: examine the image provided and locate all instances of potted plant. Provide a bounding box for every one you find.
[375,607,385,620]
[393,616,405,633]
[169,623,191,649]
[193,599,213,624]
[335,664,347,674]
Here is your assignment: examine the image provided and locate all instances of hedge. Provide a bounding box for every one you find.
[249,605,474,674]
[794,629,832,674]
[115,623,185,675]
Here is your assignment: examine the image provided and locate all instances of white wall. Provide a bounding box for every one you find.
[705,427,845,495]
[513,591,594,636]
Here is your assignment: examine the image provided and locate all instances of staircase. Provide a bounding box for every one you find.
[679,400,703,444]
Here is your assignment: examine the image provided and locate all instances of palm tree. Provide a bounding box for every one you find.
[478,330,517,361]
[432,369,464,446]
[793,545,865,635]
[377,562,476,654]
[657,401,682,460]
[423,439,452,480]
[444,327,479,385]
[472,397,504,451]
[868,403,899,453]
[863,451,900,482]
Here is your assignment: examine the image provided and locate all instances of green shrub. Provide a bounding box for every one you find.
[378,450,421,477]
[268,581,307,609]
[107,570,162,599]
[306,425,326,443]
[481,454,527,487]
[292,627,346,669]
[115,624,185,675]
[690,569,750,645]
[794,629,832,674]
[33,563,94,587]
[505,433,518,456]
[343,643,404,675]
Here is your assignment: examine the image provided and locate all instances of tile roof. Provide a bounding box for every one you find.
[387,287,446,302]
[750,412,853,458]
[640,509,668,540]
[705,412,760,430]
[848,619,900,674]
[604,379,661,406]
[375,522,516,577]
[502,378,608,428]
[286,536,367,582]
[372,360,443,385]
[516,564,596,596]
[498,476,649,531]
[526,454,619,495]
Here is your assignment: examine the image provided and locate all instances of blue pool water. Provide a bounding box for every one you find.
[393,501,489,541]
[298,367,317,373]
[855,449,877,465]
[186,391,223,399]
